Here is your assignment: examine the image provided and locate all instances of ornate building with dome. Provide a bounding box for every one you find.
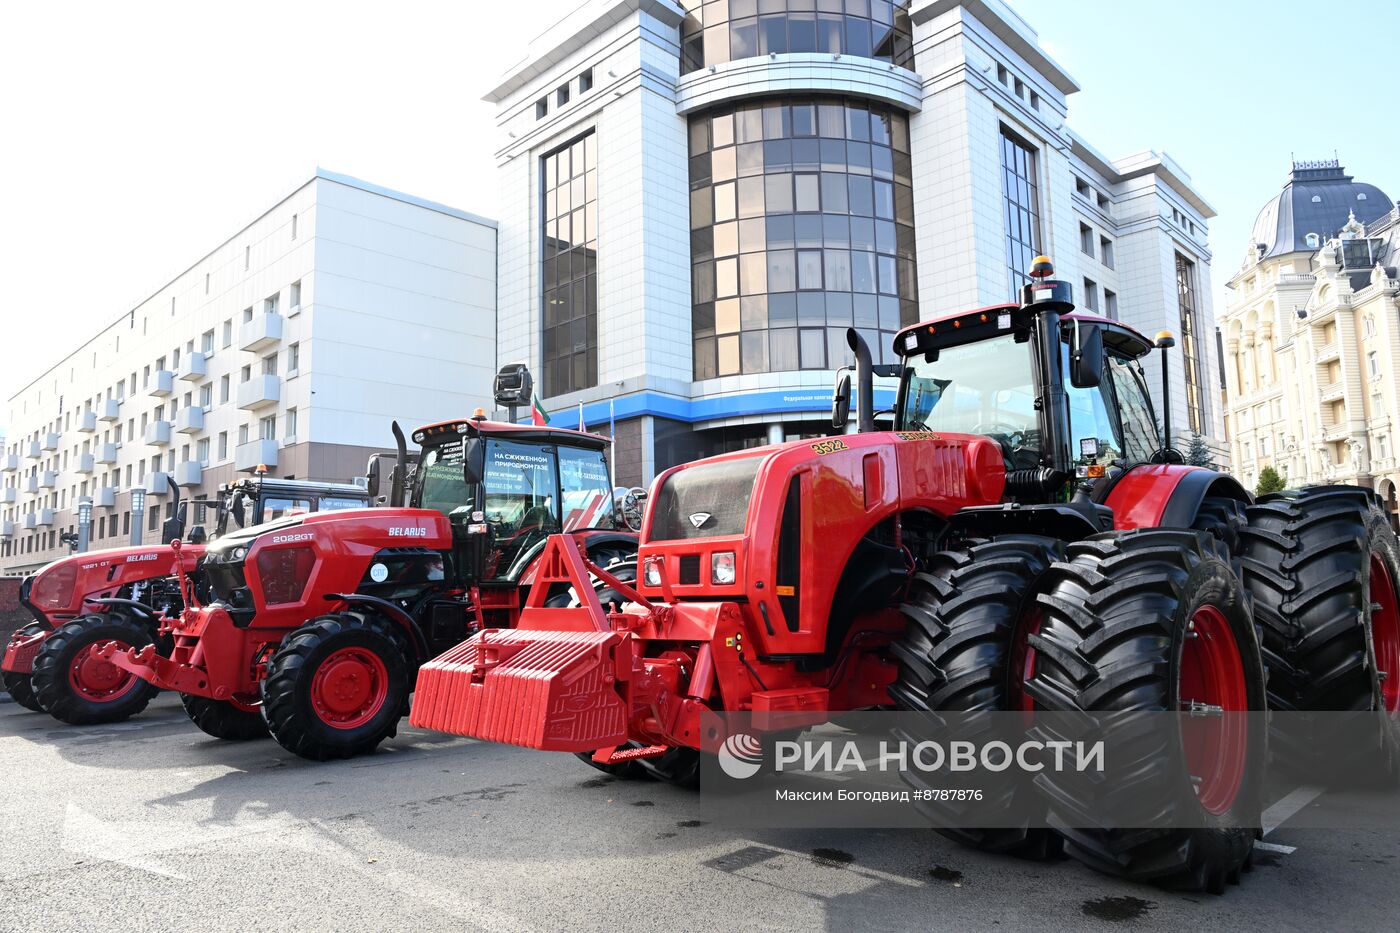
[1221,159,1400,522]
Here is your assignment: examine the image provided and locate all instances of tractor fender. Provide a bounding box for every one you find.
[1105,464,1251,532]
[323,592,430,662]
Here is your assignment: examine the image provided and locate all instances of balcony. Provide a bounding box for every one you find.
[1320,382,1345,403]
[95,443,118,465]
[77,410,98,433]
[177,352,208,381]
[99,398,121,421]
[239,313,284,352]
[24,475,37,494]
[235,438,279,473]
[74,453,95,474]
[144,472,173,496]
[0,487,15,504]
[41,432,59,452]
[38,471,56,490]
[175,406,206,434]
[93,486,116,508]
[144,420,173,447]
[174,461,203,487]
[25,441,40,460]
[22,514,35,531]
[0,521,12,538]
[0,454,17,472]
[1314,343,1340,363]
[148,370,174,397]
[34,509,54,527]
[236,374,281,411]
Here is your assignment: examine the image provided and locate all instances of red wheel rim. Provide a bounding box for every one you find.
[68,643,140,703]
[1007,608,1043,714]
[1178,605,1249,815]
[1369,553,1400,716]
[310,647,389,729]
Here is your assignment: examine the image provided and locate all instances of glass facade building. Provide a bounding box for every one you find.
[1000,129,1041,303]
[541,132,599,396]
[680,0,914,73]
[688,97,918,378]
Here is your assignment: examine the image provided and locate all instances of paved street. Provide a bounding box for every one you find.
[0,693,1392,933]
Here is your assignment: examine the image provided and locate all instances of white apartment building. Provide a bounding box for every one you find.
[487,0,1221,484]
[1,170,497,574]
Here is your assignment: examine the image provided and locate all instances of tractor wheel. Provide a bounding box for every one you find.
[180,693,270,740]
[2,624,48,712]
[31,614,160,725]
[1192,496,1248,554]
[888,536,1066,859]
[1027,530,1266,894]
[1239,486,1400,782]
[261,613,411,761]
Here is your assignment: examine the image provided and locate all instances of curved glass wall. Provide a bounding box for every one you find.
[689,96,918,379]
[680,1,914,74]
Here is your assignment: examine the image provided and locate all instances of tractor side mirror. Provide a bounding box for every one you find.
[187,525,207,545]
[463,437,486,485]
[831,369,852,430]
[1070,323,1105,389]
[161,513,185,545]
[230,493,246,528]
[366,456,382,498]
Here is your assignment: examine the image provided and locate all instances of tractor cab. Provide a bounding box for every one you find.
[201,477,373,541]
[408,416,624,588]
[859,257,1166,507]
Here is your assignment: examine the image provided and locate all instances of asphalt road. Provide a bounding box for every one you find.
[0,694,1394,933]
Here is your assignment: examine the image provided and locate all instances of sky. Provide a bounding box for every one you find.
[1,0,1396,425]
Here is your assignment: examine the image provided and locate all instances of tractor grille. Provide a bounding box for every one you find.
[678,554,701,585]
[649,456,763,541]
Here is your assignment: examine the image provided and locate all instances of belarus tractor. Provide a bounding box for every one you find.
[410,258,1400,894]
[97,380,640,761]
[1,475,372,725]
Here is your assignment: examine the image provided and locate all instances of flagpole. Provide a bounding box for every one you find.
[609,398,616,486]
[578,401,585,432]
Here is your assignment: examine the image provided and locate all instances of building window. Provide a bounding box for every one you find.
[291,213,298,239]
[220,375,230,404]
[265,293,279,315]
[1369,351,1380,379]
[1099,236,1114,269]
[290,280,302,309]
[218,432,228,460]
[262,353,278,376]
[1104,289,1118,320]
[541,130,599,396]
[242,307,253,323]
[556,83,570,107]
[197,438,210,463]
[536,96,548,119]
[239,425,249,446]
[287,342,300,372]
[222,320,232,347]
[1083,278,1098,312]
[996,63,1008,85]
[244,245,250,270]
[1175,252,1206,435]
[1000,128,1041,301]
[1075,177,1090,197]
[259,416,276,440]
[579,68,593,93]
[204,273,210,294]
[201,330,215,354]
[200,383,212,408]
[286,408,298,439]
[680,1,914,74]
[688,96,918,378]
[1079,222,1094,256]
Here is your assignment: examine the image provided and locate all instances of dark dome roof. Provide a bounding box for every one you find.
[1249,161,1392,259]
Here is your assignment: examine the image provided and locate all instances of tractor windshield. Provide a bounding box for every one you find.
[417,438,476,524]
[559,445,618,531]
[898,333,1042,469]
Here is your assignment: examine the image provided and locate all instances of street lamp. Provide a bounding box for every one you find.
[77,497,92,553]
[130,486,146,547]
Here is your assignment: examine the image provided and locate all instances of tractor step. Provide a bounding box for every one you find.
[410,628,634,752]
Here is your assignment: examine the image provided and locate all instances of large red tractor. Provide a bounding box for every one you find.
[411,259,1400,893]
[1,476,372,724]
[98,404,640,761]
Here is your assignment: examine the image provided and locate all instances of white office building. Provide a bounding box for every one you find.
[1,170,496,574]
[488,0,1222,483]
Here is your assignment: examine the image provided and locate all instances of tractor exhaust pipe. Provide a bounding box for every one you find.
[390,421,408,508]
[847,328,875,434]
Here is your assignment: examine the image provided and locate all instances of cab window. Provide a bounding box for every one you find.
[263,498,312,522]
[482,440,559,579]
[1107,355,1160,464]
[558,446,616,531]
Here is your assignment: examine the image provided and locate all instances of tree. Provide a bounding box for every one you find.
[1185,431,1215,469]
[1256,466,1287,496]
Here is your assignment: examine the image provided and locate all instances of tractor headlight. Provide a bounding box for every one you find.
[711,551,736,585]
[231,546,248,561]
[643,558,662,587]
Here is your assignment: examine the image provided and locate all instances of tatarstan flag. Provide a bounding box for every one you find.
[530,393,550,426]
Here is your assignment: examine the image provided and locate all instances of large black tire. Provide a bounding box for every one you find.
[261,613,411,761]
[1239,486,1400,781]
[31,614,160,725]
[1027,530,1266,894]
[2,624,48,713]
[888,536,1065,858]
[181,693,270,740]
[1193,496,1248,554]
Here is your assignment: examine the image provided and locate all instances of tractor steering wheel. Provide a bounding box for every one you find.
[615,487,646,532]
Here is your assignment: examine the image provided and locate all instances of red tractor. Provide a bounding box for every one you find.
[411,259,1400,893]
[1,476,372,724]
[98,399,640,761]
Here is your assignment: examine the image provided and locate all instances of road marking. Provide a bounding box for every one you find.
[1255,841,1297,855]
[1262,785,1325,835]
